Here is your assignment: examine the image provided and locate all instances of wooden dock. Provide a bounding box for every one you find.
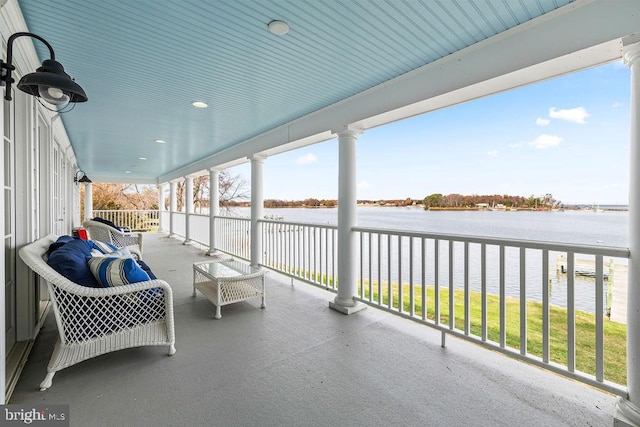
[556,256,627,324]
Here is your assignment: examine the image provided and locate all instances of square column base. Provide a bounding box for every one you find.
[615,397,640,427]
[329,300,367,315]
[615,413,639,427]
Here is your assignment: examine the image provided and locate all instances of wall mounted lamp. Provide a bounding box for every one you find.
[74,170,91,185]
[0,32,87,112]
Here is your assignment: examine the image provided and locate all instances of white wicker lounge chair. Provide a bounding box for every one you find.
[19,234,176,391]
[83,219,143,256]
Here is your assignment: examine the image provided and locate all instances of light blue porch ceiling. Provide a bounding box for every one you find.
[16,0,575,182]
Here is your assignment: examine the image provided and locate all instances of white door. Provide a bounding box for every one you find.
[51,144,64,235]
[38,116,50,235]
[30,117,39,240]
[36,115,50,313]
[4,97,15,353]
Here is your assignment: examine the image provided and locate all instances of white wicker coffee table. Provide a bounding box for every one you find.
[192,260,267,319]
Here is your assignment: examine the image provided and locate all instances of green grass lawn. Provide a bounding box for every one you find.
[272,266,627,385]
[359,280,627,385]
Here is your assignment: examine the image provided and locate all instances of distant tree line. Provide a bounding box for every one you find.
[263,198,336,208]
[422,193,561,209]
[259,198,421,208]
[235,194,562,209]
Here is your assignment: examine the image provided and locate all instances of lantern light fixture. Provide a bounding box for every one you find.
[0,32,87,112]
[74,170,91,185]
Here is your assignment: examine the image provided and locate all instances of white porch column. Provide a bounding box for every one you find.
[618,40,640,427]
[158,183,165,232]
[208,168,220,255]
[329,125,366,314]
[250,155,266,267]
[84,182,93,221]
[184,175,194,244]
[169,180,177,237]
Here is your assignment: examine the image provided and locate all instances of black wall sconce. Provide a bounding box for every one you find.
[74,170,91,185]
[0,32,87,112]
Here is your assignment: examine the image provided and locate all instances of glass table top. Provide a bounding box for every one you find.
[194,260,261,278]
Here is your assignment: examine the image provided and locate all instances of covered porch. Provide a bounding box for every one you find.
[9,233,616,426]
[2,1,640,426]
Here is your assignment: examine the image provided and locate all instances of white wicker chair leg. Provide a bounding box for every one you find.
[40,372,55,391]
[168,345,176,355]
[215,306,222,319]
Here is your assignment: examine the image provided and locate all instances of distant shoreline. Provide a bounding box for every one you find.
[243,196,629,211]
[249,204,629,211]
[423,206,628,212]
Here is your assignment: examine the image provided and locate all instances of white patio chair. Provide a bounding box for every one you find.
[18,234,176,391]
[83,219,143,256]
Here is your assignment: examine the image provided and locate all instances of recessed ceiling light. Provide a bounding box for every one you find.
[155,139,166,144]
[268,20,289,36]
[139,157,147,160]
[192,101,208,108]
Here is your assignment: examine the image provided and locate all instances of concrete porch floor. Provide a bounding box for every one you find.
[10,233,618,426]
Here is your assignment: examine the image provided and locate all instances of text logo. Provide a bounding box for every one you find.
[0,405,68,426]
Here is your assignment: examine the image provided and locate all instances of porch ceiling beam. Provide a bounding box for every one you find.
[158,0,640,183]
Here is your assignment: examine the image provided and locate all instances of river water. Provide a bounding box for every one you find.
[234,206,629,313]
[255,206,628,246]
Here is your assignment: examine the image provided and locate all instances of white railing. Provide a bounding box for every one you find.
[159,211,169,232]
[92,209,159,232]
[172,212,186,237]
[98,210,630,394]
[189,213,210,245]
[261,219,338,288]
[214,215,251,261]
[353,226,629,395]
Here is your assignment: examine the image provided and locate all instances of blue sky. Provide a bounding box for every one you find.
[231,61,631,205]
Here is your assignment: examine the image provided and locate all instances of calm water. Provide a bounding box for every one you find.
[255,206,628,247]
[235,206,629,313]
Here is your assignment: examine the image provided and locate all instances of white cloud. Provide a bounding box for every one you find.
[487,150,499,158]
[548,107,590,124]
[295,153,318,165]
[530,134,563,149]
[536,117,550,126]
[611,101,621,108]
[508,142,524,149]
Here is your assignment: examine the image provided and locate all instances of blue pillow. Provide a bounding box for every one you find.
[47,238,100,288]
[136,259,157,280]
[92,217,122,231]
[46,235,76,257]
[133,260,161,301]
[88,257,150,287]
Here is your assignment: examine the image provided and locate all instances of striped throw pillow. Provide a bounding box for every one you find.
[88,257,150,287]
[89,240,119,254]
